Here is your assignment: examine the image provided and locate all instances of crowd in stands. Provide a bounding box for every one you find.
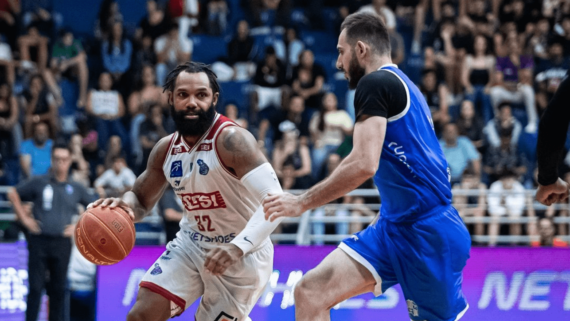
[1,0,570,248]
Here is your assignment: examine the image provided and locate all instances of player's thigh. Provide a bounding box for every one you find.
[127,287,171,321]
[197,243,274,321]
[139,237,205,317]
[295,248,376,309]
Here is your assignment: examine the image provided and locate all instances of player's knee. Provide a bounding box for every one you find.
[294,277,317,307]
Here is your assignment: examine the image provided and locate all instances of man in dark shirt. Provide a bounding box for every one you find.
[7,142,96,321]
[158,186,183,243]
[536,71,570,205]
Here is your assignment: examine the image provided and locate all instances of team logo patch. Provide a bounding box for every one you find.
[170,161,183,177]
[407,299,419,317]
[214,311,237,321]
[150,263,163,275]
[174,179,181,186]
[197,143,212,151]
[197,159,209,175]
[65,184,74,195]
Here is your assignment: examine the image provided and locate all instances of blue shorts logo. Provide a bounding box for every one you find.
[150,263,163,275]
[170,161,183,177]
[197,159,209,175]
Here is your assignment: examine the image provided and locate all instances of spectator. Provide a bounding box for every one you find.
[534,40,570,117]
[252,46,287,117]
[94,156,136,198]
[136,0,169,43]
[455,100,484,150]
[76,117,101,182]
[17,24,50,74]
[309,92,353,181]
[483,101,522,148]
[7,143,96,321]
[139,103,168,169]
[489,37,537,133]
[68,134,90,188]
[0,82,18,185]
[452,165,487,239]
[227,20,256,80]
[257,94,310,149]
[102,135,126,172]
[154,22,193,86]
[102,21,132,83]
[420,68,450,136]
[271,128,312,189]
[85,72,129,154]
[131,35,157,74]
[246,0,291,28]
[462,34,495,122]
[158,186,183,243]
[273,27,304,74]
[223,103,248,129]
[22,74,58,138]
[531,217,569,247]
[527,15,551,59]
[206,0,229,35]
[440,122,481,185]
[174,0,199,39]
[22,5,58,40]
[292,49,326,109]
[50,29,89,108]
[558,15,570,56]
[0,0,19,47]
[487,168,533,246]
[0,33,14,86]
[20,121,53,179]
[95,0,123,40]
[483,122,527,184]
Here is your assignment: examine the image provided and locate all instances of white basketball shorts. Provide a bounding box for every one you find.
[139,229,274,320]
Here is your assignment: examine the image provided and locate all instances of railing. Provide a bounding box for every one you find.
[2,186,569,245]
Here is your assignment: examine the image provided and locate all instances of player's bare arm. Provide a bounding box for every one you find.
[263,115,386,222]
[205,125,282,275]
[90,135,171,222]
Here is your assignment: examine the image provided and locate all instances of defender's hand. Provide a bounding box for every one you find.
[536,178,569,206]
[263,192,304,222]
[88,198,135,221]
[204,244,244,276]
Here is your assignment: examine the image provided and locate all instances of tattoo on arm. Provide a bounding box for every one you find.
[220,127,267,177]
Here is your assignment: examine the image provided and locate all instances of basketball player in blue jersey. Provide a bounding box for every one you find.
[263,12,471,321]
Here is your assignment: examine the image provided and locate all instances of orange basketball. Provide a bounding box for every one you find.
[74,206,136,265]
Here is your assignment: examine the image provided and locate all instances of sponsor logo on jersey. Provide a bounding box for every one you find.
[180,191,226,211]
[174,180,181,186]
[183,230,236,243]
[66,184,74,195]
[170,161,183,177]
[197,143,212,151]
[171,145,188,155]
[351,235,359,241]
[197,159,209,175]
[160,250,171,260]
[150,263,163,275]
[214,312,237,321]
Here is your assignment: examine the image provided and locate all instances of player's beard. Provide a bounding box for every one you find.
[347,52,366,89]
[170,103,216,137]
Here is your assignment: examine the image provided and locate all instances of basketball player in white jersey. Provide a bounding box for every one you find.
[89,62,285,321]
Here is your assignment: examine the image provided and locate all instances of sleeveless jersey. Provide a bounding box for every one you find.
[373,65,452,223]
[162,113,265,249]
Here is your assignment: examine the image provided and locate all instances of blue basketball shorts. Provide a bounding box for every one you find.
[340,205,471,321]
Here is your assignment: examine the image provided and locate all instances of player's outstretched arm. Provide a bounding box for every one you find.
[90,135,171,222]
[263,115,386,222]
[205,126,284,275]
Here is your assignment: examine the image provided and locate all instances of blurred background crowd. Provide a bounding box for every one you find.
[1,0,570,249]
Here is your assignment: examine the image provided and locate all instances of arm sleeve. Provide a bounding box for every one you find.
[231,163,284,255]
[353,70,407,121]
[537,73,570,185]
[15,177,38,202]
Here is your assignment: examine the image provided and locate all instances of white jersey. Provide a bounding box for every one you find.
[162,113,265,250]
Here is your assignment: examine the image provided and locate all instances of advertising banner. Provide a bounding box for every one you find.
[97,246,570,320]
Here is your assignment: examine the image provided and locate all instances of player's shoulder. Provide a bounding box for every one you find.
[356,69,404,93]
[148,134,176,168]
[217,126,256,152]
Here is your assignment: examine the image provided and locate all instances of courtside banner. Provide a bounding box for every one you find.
[96,246,570,320]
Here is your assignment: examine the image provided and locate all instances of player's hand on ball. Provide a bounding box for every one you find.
[204,244,244,276]
[263,192,304,222]
[88,198,135,221]
[536,178,570,206]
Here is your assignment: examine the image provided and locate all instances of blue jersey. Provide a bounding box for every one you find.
[355,65,451,223]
